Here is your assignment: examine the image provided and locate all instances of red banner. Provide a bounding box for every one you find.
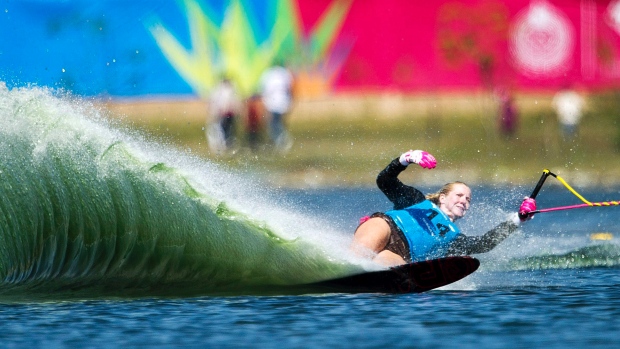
[297,0,620,93]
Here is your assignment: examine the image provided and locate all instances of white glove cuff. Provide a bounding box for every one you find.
[399,154,410,166]
[399,150,422,166]
[508,212,521,226]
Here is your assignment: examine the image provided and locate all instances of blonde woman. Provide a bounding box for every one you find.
[352,150,536,266]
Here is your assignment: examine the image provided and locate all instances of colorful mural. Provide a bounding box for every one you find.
[1,0,620,98]
[147,0,352,98]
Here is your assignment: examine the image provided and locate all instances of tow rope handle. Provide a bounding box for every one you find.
[528,169,551,200]
[522,169,618,215]
[518,169,550,220]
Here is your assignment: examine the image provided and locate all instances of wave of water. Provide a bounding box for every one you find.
[0,86,362,298]
[507,242,620,270]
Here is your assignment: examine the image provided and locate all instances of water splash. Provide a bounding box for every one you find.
[0,86,361,298]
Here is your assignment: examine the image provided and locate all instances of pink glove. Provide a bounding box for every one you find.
[518,197,537,222]
[399,150,437,169]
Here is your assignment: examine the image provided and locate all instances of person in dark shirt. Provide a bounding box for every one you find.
[351,149,537,266]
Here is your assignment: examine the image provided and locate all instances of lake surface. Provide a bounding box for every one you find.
[3,185,620,348]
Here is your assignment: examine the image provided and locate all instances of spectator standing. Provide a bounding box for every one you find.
[207,78,242,153]
[496,87,518,138]
[260,62,294,152]
[553,87,585,140]
[246,94,264,152]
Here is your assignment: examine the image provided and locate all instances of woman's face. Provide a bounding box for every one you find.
[439,183,471,221]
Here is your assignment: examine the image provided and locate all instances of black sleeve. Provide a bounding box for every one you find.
[446,221,519,256]
[376,158,427,210]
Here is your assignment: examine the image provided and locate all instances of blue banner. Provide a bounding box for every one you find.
[0,0,276,97]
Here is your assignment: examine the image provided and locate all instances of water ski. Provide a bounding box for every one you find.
[309,256,479,294]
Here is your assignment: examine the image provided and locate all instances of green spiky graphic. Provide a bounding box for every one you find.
[147,0,352,99]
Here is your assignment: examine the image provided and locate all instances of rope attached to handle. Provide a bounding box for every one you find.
[528,170,619,214]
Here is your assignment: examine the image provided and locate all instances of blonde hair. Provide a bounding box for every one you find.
[426,181,469,205]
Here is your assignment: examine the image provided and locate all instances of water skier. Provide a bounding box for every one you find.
[352,150,537,266]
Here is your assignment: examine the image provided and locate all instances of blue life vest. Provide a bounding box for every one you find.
[385,200,461,262]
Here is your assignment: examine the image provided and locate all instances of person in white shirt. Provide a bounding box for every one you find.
[208,78,242,152]
[260,63,294,151]
[553,87,585,140]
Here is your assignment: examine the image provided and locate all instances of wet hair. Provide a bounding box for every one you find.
[426,181,469,205]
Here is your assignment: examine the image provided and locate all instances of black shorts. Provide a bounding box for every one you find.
[368,212,412,263]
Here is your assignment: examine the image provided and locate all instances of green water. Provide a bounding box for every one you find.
[0,86,360,299]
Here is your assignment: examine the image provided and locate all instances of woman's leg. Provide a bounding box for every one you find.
[374,250,406,266]
[351,217,406,266]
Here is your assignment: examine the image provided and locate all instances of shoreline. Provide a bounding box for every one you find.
[100,92,620,190]
[261,168,620,190]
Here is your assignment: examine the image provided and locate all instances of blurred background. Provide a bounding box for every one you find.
[2,0,620,187]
